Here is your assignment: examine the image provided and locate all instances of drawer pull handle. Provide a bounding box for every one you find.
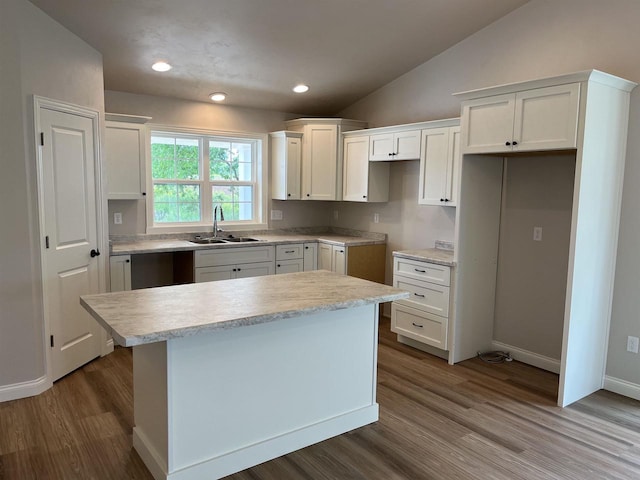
[413,293,425,298]
[285,250,295,253]
[414,268,426,273]
[412,322,424,328]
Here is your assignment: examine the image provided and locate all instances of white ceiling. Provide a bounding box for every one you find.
[28,0,530,115]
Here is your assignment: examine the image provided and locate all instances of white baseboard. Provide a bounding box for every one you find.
[492,341,561,374]
[0,375,51,403]
[604,376,640,401]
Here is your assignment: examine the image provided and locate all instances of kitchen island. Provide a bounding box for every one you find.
[80,270,408,480]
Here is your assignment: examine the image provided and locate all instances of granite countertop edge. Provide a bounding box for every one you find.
[392,248,456,267]
[110,233,386,255]
[83,290,408,347]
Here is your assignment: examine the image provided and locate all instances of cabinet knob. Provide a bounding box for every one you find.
[444,199,449,202]
[362,195,367,199]
[440,198,444,202]
[512,140,518,146]
[287,193,291,197]
[388,152,393,156]
[232,268,237,272]
[505,141,511,146]
[237,268,241,271]
[306,194,310,197]
[125,259,130,263]
[277,264,281,267]
[305,246,309,250]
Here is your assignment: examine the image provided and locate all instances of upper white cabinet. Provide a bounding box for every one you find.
[342,135,389,202]
[105,113,151,200]
[270,131,302,200]
[369,129,421,161]
[419,125,460,206]
[285,118,367,201]
[460,83,580,154]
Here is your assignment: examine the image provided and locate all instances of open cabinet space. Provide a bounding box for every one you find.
[453,71,636,407]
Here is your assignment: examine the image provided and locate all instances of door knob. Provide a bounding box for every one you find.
[90,249,101,258]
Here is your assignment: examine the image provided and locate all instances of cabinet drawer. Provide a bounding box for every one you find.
[391,302,448,350]
[394,277,449,317]
[394,257,450,286]
[276,243,303,260]
[195,245,275,267]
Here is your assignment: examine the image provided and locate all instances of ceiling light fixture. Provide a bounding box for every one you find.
[209,92,227,102]
[152,61,172,72]
[293,84,310,93]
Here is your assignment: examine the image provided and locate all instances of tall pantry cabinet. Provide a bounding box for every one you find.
[453,70,636,407]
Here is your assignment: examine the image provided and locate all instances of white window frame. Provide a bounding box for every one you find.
[145,125,268,233]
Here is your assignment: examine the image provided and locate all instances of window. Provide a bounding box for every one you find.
[149,130,264,230]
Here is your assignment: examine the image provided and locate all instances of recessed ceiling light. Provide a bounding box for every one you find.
[152,61,172,72]
[209,92,227,102]
[293,84,310,93]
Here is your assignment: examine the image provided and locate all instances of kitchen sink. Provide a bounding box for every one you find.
[222,237,260,242]
[189,238,228,244]
[189,236,261,244]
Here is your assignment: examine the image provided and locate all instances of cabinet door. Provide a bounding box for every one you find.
[109,255,131,292]
[235,261,275,278]
[393,129,421,160]
[301,124,338,200]
[513,83,580,151]
[418,127,451,206]
[105,122,146,199]
[460,93,515,154]
[343,136,370,202]
[332,246,347,275]
[318,243,333,271]
[445,126,461,207]
[275,259,304,274]
[369,133,395,161]
[303,243,318,271]
[271,132,302,200]
[195,265,235,283]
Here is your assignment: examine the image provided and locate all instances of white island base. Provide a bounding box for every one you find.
[132,304,380,480]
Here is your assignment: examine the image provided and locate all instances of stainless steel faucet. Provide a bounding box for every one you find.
[213,205,225,237]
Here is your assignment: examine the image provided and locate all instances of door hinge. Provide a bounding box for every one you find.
[40,132,44,146]
[45,236,49,249]
[50,335,54,348]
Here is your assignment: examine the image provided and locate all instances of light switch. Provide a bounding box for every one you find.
[270,210,283,220]
[627,336,639,353]
[114,212,122,225]
[533,226,542,241]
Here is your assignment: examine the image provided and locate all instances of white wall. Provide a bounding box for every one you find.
[0,0,104,390]
[339,0,640,386]
[104,90,333,234]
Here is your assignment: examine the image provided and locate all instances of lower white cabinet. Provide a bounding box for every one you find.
[276,243,304,274]
[303,242,318,271]
[318,243,346,274]
[195,246,275,283]
[391,256,451,350]
[109,255,131,291]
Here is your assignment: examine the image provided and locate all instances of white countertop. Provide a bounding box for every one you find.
[110,233,385,255]
[81,270,409,347]
[392,248,455,266]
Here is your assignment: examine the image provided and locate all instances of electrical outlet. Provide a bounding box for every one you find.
[627,336,639,353]
[333,210,339,220]
[114,212,122,225]
[533,226,543,241]
[373,213,380,224]
[270,209,283,220]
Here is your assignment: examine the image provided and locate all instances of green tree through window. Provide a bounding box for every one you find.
[150,133,259,226]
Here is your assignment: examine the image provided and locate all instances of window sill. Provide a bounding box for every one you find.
[146,222,268,235]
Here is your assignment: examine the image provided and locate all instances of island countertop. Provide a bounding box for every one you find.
[81,270,409,347]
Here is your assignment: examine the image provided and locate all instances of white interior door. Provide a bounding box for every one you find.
[38,102,103,381]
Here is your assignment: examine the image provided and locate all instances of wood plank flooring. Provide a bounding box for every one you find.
[1,317,640,479]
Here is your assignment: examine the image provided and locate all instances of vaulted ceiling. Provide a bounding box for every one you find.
[29,0,530,115]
